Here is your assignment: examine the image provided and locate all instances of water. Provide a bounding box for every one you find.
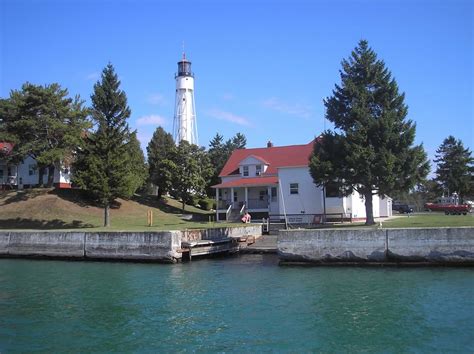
[0,256,473,353]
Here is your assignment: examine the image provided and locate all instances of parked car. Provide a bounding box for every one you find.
[396,204,413,214]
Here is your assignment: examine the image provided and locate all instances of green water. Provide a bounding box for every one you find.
[0,256,473,353]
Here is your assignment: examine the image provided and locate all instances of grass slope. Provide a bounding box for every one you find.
[0,188,224,231]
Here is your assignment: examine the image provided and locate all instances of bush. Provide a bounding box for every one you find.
[198,198,214,211]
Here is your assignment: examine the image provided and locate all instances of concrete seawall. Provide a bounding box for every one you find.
[0,225,262,263]
[278,227,474,264]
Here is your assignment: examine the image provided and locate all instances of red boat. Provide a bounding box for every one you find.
[424,193,473,215]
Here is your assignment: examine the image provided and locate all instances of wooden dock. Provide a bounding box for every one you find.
[180,238,240,260]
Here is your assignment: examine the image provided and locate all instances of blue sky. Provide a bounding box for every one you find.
[1,0,472,171]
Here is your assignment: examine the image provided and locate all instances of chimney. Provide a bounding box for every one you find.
[267,140,273,148]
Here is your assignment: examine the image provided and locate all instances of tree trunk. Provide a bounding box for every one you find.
[181,200,185,212]
[364,192,375,225]
[38,166,45,187]
[104,203,110,227]
[46,165,55,187]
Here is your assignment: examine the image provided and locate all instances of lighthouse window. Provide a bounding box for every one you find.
[183,98,185,101]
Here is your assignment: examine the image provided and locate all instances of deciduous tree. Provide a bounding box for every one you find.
[0,83,89,186]
[310,40,429,225]
[146,126,175,198]
[170,140,213,211]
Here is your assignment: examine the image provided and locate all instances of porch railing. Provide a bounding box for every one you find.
[247,198,268,209]
[217,198,269,210]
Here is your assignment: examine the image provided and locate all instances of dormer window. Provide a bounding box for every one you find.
[243,166,249,177]
[256,165,262,176]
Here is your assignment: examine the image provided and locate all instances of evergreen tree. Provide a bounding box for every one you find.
[207,132,247,195]
[434,136,473,199]
[146,126,175,198]
[0,83,89,186]
[309,40,429,225]
[170,140,213,211]
[73,64,138,227]
[207,133,227,193]
[227,132,247,150]
[124,130,147,195]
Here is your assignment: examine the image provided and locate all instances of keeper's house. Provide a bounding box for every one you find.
[212,140,392,222]
[0,142,72,190]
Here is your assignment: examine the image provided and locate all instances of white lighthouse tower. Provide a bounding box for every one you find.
[172,53,198,145]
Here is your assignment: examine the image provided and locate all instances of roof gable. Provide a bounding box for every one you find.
[219,140,315,177]
[239,155,269,166]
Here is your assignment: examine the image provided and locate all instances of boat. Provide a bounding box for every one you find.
[424,192,472,215]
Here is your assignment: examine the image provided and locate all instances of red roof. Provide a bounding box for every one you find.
[213,176,278,188]
[219,141,315,177]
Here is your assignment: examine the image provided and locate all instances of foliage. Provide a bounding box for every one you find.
[72,63,145,226]
[433,135,473,199]
[170,140,213,211]
[207,132,247,194]
[146,126,176,198]
[309,40,429,225]
[391,179,440,211]
[198,198,214,211]
[0,83,89,185]
[124,130,147,196]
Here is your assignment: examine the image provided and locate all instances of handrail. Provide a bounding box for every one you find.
[240,203,246,215]
[225,204,232,222]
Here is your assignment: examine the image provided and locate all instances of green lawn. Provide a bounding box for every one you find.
[0,189,237,231]
[322,213,474,229]
[379,213,474,228]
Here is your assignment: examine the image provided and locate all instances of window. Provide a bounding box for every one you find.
[243,166,249,177]
[259,190,267,201]
[256,165,262,175]
[0,169,3,179]
[29,164,36,176]
[271,187,277,201]
[325,182,342,198]
[233,191,238,202]
[290,183,299,195]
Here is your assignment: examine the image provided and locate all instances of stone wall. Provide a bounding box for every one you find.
[278,227,474,264]
[181,224,262,242]
[85,231,182,261]
[0,225,262,262]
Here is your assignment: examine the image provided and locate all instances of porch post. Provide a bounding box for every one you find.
[216,188,220,222]
[245,187,248,209]
[231,187,234,209]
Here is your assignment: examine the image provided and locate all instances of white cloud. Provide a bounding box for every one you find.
[207,109,251,126]
[85,72,100,81]
[136,114,167,126]
[262,97,313,119]
[147,93,166,105]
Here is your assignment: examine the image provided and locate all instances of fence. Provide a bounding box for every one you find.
[262,213,352,233]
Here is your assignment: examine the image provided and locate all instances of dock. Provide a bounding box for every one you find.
[180,238,240,260]
[240,235,277,254]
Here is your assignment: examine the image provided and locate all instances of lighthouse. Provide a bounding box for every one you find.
[172,53,198,145]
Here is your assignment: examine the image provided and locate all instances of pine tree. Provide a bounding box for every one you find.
[124,131,147,196]
[207,132,247,195]
[146,126,175,198]
[434,136,473,199]
[0,83,89,186]
[73,64,138,227]
[310,40,429,225]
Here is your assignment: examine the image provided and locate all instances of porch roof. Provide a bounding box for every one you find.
[212,176,278,188]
